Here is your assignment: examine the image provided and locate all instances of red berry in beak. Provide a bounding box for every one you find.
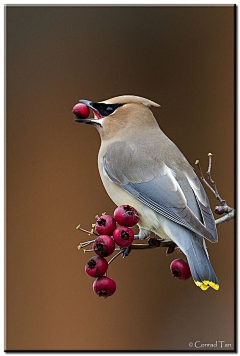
[114,205,139,227]
[113,226,134,248]
[93,276,116,298]
[85,256,108,277]
[95,215,116,235]
[170,259,191,280]
[72,103,90,118]
[93,235,115,257]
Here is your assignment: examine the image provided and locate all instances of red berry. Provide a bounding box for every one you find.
[72,103,90,118]
[113,226,134,247]
[93,276,116,298]
[93,235,115,257]
[114,205,139,227]
[85,256,108,277]
[170,259,191,281]
[95,215,116,235]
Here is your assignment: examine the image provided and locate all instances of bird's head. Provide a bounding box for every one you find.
[75,95,160,140]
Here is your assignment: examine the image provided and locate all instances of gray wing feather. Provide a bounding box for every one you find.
[185,173,218,241]
[102,141,217,242]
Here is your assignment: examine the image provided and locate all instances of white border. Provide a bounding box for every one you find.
[1,1,238,355]
[1,1,5,354]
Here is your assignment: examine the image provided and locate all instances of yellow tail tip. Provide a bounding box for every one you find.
[200,284,209,291]
[194,280,219,291]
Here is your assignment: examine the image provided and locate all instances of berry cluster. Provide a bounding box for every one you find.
[77,205,191,298]
[80,205,139,298]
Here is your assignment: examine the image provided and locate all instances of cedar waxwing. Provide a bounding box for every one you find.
[75,95,219,291]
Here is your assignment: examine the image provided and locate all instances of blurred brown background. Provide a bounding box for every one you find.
[6,5,235,351]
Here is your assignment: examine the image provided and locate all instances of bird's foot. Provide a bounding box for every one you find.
[121,230,151,258]
[121,247,131,258]
[148,237,161,247]
[147,236,176,253]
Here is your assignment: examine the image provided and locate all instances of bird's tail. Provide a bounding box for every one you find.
[185,238,219,291]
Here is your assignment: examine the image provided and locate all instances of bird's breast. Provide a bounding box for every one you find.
[97,151,162,232]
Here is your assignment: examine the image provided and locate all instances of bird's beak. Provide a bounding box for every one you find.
[75,99,103,126]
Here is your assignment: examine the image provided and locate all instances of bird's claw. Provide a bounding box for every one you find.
[121,247,131,258]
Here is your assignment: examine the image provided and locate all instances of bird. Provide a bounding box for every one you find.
[75,95,219,291]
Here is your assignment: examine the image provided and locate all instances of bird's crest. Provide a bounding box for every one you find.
[102,95,160,108]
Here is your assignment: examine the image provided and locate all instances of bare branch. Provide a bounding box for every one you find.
[195,159,217,197]
[195,153,234,213]
[215,209,235,226]
[206,153,226,206]
[130,238,176,252]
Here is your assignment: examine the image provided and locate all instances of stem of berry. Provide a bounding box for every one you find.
[82,249,94,253]
[76,224,99,236]
[77,240,95,250]
[108,250,123,265]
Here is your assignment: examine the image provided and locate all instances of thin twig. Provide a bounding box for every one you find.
[195,159,217,197]
[108,250,123,265]
[130,244,154,250]
[206,153,226,206]
[195,153,233,212]
[130,238,175,250]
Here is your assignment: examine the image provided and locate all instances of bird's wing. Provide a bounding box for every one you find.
[102,141,217,243]
[185,171,217,241]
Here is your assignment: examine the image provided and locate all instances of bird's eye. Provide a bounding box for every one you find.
[91,102,123,117]
[105,106,114,115]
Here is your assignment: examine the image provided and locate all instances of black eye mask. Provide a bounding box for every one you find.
[91,103,123,117]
